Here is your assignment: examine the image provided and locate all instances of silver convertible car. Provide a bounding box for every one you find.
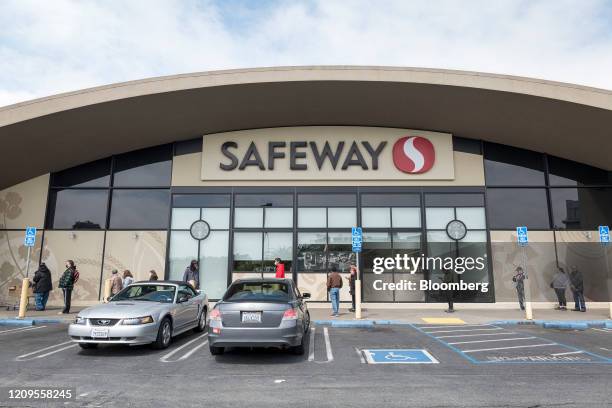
[208,278,310,355]
[69,281,208,350]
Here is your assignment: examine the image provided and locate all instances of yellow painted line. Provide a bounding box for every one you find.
[421,317,465,324]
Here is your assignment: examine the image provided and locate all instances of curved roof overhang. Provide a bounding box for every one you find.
[1,66,611,189]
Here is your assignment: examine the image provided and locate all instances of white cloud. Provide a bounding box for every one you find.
[1,0,611,107]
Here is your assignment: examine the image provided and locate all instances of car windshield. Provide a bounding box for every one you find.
[111,285,176,303]
[223,282,290,302]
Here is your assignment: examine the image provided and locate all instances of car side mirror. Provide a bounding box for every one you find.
[302,292,311,299]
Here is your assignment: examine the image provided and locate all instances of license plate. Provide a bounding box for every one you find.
[91,328,109,338]
[241,312,262,323]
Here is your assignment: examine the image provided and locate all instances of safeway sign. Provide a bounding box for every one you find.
[201,126,455,181]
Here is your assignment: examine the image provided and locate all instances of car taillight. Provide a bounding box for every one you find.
[282,308,298,320]
[210,309,222,321]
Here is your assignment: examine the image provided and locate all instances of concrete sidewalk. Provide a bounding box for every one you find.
[308,307,611,325]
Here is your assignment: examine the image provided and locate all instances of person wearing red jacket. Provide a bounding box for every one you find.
[274,258,285,278]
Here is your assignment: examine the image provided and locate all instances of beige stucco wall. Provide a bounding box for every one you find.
[102,231,167,284]
[0,229,44,306]
[0,174,49,229]
[174,150,484,187]
[40,230,104,306]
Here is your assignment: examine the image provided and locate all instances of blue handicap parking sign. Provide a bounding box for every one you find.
[516,226,528,246]
[24,226,37,247]
[351,227,362,253]
[363,349,439,364]
[599,226,610,244]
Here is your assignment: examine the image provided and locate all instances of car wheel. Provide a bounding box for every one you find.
[153,318,172,349]
[209,345,224,355]
[194,308,207,333]
[78,343,98,349]
[304,312,311,333]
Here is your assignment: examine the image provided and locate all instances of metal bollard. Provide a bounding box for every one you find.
[103,279,112,303]
[355,280,362,319]
[18,277,30,319]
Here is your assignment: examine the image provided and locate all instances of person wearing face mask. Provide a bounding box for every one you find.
[58,260,79,314]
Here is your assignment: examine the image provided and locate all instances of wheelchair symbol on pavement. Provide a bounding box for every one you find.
[385,352,417,361]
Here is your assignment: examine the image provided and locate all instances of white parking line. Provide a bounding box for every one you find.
[323,327,334,363]
[308,327,316,362]
[551,351,585,356]
[16,340,77,361]
[435,332,516,339]
[447,337,536,345]
[0,325,46,335]
[355,347,365,364]
[462,343,558,353]
[159,333,208,363]
[425,327,503,334]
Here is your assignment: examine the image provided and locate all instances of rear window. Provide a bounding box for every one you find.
[223,282,290,302]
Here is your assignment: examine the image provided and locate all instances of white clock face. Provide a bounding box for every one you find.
[446,219,467,241]
[190,220,211,240]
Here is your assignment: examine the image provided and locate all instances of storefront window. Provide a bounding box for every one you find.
[46,189,108,229]
[264,208,293,228]
[298,208,326,228]
[392,208,421,228]
[200,231,229,299]
[484,142,545,186]
[234,208,263,228]
[233,232,263,272]
[487,188,549,229]
[362,208,390,228]
[296,232,327,272]
[112,144,172,187]
[327,208,356,228]
[109,189,170,229]
[50,158,111,188]
[550,188,612,230]
[202,208,230,229]
[263,232,293,272]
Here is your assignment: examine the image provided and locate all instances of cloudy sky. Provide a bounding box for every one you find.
[1,0,612,107]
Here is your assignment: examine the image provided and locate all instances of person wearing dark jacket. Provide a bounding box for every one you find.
[32,263,53,311]
[58,260,78,314]
[347,264,357,312]
[183,260,200,289]
[569,265,586,312]
[441,268,455,313]
[326,266,343,317]
[512,266,526,311]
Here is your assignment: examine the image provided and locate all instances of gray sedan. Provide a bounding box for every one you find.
[208,278,310,355]
[68,281,208,350]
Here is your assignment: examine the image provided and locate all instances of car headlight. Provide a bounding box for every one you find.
[121,316,154,325]
[74,316,86,325]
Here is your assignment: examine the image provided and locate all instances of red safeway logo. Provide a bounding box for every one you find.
[392,136,436,174]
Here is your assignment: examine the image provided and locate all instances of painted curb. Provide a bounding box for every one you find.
[0,319,34,326]
[0,318,67,326]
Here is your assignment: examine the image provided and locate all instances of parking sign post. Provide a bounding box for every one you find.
[18,227,37,318]
[516,226,533,320]
[598,226,611,318]
[352,227,363,319]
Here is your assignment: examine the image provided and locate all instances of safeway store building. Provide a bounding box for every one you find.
[0,66,610,307]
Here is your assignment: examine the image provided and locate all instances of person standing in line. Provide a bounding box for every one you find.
[441,268,454,313]
[327,266,343,317]
[183,260,200,289]
[110,269,123,295]
[512,266,526,311]
[122,270,134,287]
[58,260,79,314]
[569,265,586,312]
[149,270,159,281]
[32,262,52,311]
[347,264,357,313]
[274,257,286,279]
[550,267,569,310]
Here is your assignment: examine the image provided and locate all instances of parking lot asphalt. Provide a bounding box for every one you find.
[0,323,610,408]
